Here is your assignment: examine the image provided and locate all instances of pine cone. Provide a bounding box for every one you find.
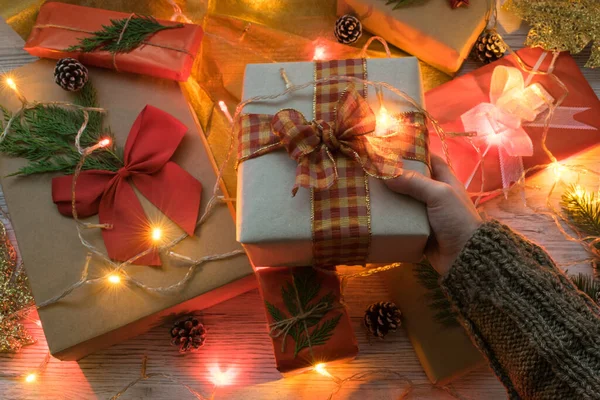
[334,15,362,45]
[364,301,402,338]
[54,58,89,92]
[472,30,507,65]
[170,316,207,353]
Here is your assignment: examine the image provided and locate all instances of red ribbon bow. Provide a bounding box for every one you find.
[271,86,405,195]
[52,105,202,266]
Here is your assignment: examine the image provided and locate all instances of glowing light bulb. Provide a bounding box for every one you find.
[209,366,235,386]
[550,162,565,182]
[575,185,585,199]
[25,373,37,383]
[313,45,326,61]
[98,138,111,148]
[6,78,17,91]
[107,274,121,284]
[314,363,332,378]
[151,227,163,242]
[218,100,233,124]
[375,105,397,136]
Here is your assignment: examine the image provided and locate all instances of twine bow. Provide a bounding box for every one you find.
[52,105,202,266]
[271,86,407,196]
[269,300,331,354]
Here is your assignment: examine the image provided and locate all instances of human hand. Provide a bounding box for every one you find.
[386,155,482,276]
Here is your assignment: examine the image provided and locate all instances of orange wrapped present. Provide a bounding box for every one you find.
[24,2,203,81]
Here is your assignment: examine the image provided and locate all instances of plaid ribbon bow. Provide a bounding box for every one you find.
[272,86,409,196]
[237,59,429,266]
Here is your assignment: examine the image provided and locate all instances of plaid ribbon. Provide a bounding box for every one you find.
[237,59,429,266]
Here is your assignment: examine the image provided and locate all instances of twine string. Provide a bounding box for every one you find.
[268,274,328,358]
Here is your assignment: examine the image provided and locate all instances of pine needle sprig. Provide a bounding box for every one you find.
[65,15,184,55]
[265,269,342,358]
[570,273,600,304]
[0,82,123,177]
[561,184,600,240]
[414,260,460,328]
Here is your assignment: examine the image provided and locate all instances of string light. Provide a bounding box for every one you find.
[551,162,566,182]
[151,227,163,243]
[99,138,111,147]
[313,45,327,61]
[314,363,332,378]
[24,373,37,383]
[374,105,398,136]
[107,274,121,285]
[209,365,235,386]
[218,101,233,124]
[5,78,17,91]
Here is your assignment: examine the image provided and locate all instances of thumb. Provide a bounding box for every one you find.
[385,170,452,207]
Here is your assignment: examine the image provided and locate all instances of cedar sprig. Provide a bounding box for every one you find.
[0,82,123,177]
[570,273,600,304]
[265,269,341,358]
[414,260,460,328]
[65,15,184,54]
[561,184,600,240]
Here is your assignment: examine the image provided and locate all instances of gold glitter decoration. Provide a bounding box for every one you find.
[0,217,35,353]
[504,0,600,68]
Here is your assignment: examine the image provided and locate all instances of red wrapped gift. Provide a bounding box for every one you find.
[255,266,358,375]
[426,47,600,195]
[24,2,203,81]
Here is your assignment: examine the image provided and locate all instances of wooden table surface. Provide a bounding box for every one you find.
[1,11,599,400]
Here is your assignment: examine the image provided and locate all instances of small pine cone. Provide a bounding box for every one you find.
[334,15,362,45]
[364,301,402,338]
[472,30,507,65]
[54,58,89,92]
[170,316,207,353]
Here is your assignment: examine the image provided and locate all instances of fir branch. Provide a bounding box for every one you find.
[265,301,286,323]
[570,273,600,304]
[294,314,342,358]
[0,82,123,177]
[414,261,460,328]
[65,15,184,55]
[561,184,600,238]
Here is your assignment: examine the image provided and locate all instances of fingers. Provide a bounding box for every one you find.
[430,155,473,205]
[385,169,453,207]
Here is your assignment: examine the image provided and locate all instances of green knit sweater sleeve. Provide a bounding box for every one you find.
[440,220,600,399]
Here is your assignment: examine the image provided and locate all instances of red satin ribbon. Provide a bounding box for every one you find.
[52,105,202,266]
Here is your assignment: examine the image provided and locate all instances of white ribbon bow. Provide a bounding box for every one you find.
[460,65,596,195]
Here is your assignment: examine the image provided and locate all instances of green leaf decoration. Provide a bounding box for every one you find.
[414,260,460,328]
[503,0,600,68]
[0,82,124,177]
[265,269,342,359]
[561,184,600,250]
[570,273,600,304]
[65,15,184,55]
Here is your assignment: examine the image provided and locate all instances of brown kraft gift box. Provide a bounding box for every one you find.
[0,59,255,361]
[383,264,485,385]
[254,265,358,375]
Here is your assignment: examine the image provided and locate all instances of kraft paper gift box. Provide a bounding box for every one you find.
[24,2,203,81]
[337,0,488,75]
[254,265,358,375]
[237,57,430,267]
[383,264,485,385]
[425,47,600,196]
[0,60,255,360]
